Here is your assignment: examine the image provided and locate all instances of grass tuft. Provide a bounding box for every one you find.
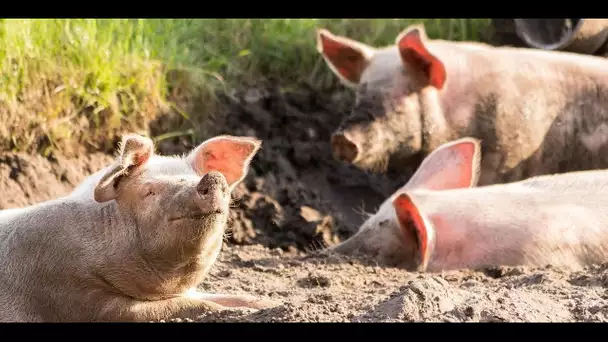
[0,19,491,155]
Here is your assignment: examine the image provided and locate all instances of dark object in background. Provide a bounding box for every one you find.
[487,19,529,48]
[490,19,608,57]
[514,19,608,55]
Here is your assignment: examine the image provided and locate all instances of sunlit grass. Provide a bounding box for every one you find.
[0,18,491,154]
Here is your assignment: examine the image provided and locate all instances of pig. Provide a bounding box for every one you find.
[0,133,278,322]
[326,137,608,272]
[316,23,608,186]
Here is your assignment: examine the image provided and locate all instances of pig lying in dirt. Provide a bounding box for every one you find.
[317,24,608,185]
[327,137,608,272]
[0,133,278,322]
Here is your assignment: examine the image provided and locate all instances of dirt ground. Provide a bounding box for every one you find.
[2,83,607,322]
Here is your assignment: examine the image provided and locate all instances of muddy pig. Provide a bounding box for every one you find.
[317,23,608,185]
[327,137,608,272]
[0,133,278,322]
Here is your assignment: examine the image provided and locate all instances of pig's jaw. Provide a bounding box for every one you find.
[352,152,391,174]
[348,124,416,174]
[168,209,228,248]
[133,213,227,297]
[351,97,423,174]
[167,209,224,223]
[195,220,227,278]
[166,187,230,226]
[192,210,229,247]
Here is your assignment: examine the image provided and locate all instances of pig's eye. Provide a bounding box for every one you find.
[144,189,156,198]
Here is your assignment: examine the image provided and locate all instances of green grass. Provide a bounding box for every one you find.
[0,19,492,155]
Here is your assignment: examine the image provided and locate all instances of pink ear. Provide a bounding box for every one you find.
[405,138,481,191]
[317,28,373,86]
[119,134,154,168]
[396,26,447,89]
[392,193,433,271]
[93,134,155,203]
[188,135,262,188]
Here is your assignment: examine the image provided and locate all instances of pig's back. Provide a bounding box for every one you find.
[420,181,608,219]
[434,39,608,76]
[429,40,608,185]
[516,169,608,193]
[0,207,32,223]
[413,185,608,270]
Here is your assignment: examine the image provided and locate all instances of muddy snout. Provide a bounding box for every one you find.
[331,131,361,163]
[194,171,230,214]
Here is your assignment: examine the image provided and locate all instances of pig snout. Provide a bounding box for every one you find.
[328,235,360,255]
[327,229,372,256]
[331,132,360,163]
[195,171,229,214]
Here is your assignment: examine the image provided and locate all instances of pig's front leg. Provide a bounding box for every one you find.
[183,288,280,310]
[99,296,225,322]
[101,290,279,322]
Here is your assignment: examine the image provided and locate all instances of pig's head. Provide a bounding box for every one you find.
[92,133,261,269]
[317,24,447,173]
[326,137,480,270]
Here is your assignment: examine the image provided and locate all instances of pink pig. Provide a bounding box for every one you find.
[328,137,608,272]
[317,23,608,185]
[0,133,278,322]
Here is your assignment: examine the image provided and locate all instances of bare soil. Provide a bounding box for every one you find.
[2,85,607,322]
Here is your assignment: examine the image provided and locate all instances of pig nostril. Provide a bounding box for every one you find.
[198,171,228,196]
[331,133,359,163]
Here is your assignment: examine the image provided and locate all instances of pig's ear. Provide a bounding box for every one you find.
[396,25,447,90]
[316,28,376,88]
[187,135,262,190]
[404,137,481,191]
[94,134,155,203]
[392,192,435,272]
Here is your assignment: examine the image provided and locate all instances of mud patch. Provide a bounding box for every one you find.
[208,85,410,253]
